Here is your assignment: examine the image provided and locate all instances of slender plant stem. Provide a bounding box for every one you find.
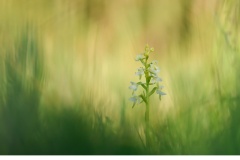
[130,45,164,152]
[144,56,150,150]
[145,96,150,149]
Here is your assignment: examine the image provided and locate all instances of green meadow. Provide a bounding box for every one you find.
[0,0,240,155]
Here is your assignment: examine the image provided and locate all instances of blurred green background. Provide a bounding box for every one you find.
[0,0,240,155]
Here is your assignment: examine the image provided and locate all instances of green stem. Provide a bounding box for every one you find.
[144,56,150,150]
[145,93,150,149]
[145,85,149,124]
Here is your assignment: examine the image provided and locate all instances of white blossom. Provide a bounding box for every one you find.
[129,81,138,91]
[129,95,140,103]
[135,67,144,79]
[156,86,166,100]
[149,64,160,76]
[151,75,162,83]
[135,54,144,61]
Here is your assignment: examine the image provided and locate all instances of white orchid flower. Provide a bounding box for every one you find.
[149,65,160,76]
[130,44,166,110]
[135,67,145,80]
[129,95,141,108]
[151,75,162,83]
[129,95,140,103]
[135,54,145,61]
[129,81,138,94]
[156,86,166,100]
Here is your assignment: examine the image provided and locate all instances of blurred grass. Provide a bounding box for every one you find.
[0,0,240,155]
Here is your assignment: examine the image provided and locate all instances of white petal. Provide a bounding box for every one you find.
[156,77,162,82]
[135,54,144,61]
[156,90,166,95]
[129,82,138,91]
[129,85,137,91]
[151,60,158,64]
[129,97,137,102]
[130,81,135,85]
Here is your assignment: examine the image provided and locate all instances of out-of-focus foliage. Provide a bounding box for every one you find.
[0,0,240,155]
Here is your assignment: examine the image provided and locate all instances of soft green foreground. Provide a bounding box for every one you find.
[0,0,240,155]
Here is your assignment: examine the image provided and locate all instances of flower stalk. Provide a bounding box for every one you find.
[129,44,166,150]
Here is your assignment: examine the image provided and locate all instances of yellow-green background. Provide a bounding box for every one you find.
[0,0,240,155]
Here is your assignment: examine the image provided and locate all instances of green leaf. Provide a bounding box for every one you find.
[143,91,146,97]
[148,87,157,97]
[140,84,147,90]
[140,94,147,104]
[140,59,145,66]
[132,102,136,108]
[137,82,147,90]
[159,95,162,101]
[146,76,151,84]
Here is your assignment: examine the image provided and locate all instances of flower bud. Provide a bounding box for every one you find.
[145,44,149,52]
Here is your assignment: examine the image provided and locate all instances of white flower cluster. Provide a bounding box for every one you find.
[129,45,166,107]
